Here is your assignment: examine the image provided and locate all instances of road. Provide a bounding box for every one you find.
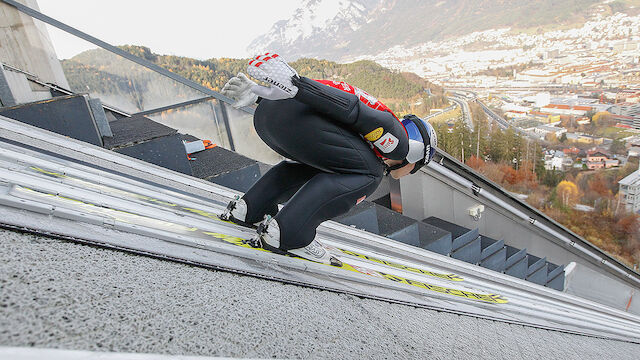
[448,95,473,130]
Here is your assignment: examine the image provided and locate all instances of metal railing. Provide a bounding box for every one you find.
[1,0,282,164]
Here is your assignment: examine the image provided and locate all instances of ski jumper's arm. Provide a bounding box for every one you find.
[291,76,408,161]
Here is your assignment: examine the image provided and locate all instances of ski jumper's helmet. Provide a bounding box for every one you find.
[394,114,437,174]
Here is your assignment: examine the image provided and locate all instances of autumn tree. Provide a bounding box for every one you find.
[556,180,581,207]
[610,139,626,155]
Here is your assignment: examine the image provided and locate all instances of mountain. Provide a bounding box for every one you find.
[248,0,384,60]
[61,45,447,117]
[247,0,639,61]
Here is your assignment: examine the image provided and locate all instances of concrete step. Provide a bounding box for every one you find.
[115,133,192,175]
[180,134,264,192]
[451,235,481,264]
[546,262,565,291]
[505,255,529,279]
[526,254,549,286]
[336,203,452,255]
[106,115,191,175]
[336,201,415,236]
[0,94,103,147]
[480,247,507,272]
[505,245,528,279]
[505,245,527,269]
[527,254,547,277]
[422,216,479,251]
[527,263,549,285]
[480,235,504,260]
[387,221,452,255]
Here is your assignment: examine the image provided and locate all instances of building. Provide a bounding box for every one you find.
[534,125,567,139]
[619,166,640,213]
[541,104,592,117]
[628,146,640,157]
[610,103,640,130]
[563,147,581,157]
[545,150,567,171]
[586,150,619,169]
[565,132,605,144]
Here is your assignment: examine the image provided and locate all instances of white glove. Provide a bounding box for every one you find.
[247,53,299,101]
[221,73,259,109]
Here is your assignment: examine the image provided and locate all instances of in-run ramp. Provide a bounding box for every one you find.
[0,116,639,343]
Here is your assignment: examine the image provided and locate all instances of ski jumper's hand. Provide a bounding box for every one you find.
[221,73,259,109]
[247,53,299,100]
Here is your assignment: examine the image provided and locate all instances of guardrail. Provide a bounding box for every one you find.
[1,0,267,157]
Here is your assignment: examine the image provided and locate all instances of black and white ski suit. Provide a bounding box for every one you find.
[240,76,409,250]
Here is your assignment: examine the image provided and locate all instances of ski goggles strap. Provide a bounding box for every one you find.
[385,159,409,175]
[403,114,431,174]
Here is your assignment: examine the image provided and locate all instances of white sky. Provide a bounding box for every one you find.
[36,0,300,60]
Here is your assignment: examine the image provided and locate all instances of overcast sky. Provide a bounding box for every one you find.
[36,0,300,60]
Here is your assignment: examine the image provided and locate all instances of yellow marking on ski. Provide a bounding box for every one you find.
[337,248,463,281]
[202,232,507,304]
[182,207,219,220]
[136,194,178,207]
[31,166,66,178]
[25,168,479,294]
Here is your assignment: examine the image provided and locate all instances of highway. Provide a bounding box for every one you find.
[447,88,534,136]
[447,94,474,130]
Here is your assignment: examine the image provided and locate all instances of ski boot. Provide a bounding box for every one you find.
[247,215,342,266]
[219,195,256,228]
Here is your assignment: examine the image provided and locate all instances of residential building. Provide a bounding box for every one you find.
[619,166,640,213]
[610,103,640,130]
[541,104,592,116]
[628,146,640,157]
[563,147,581,157]
[586,150,619,169]
[565,133,605,144]
[544,150,566,171]
[534,125,567,138]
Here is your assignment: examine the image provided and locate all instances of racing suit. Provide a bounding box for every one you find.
[239,77,409,250]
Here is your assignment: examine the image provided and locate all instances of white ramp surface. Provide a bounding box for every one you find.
[0,116,639,358]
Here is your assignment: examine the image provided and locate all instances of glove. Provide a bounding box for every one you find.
[247,53,299,101]
[221,73,259,109]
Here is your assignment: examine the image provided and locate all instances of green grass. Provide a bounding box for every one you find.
[429,108,462,124]
[593,127,636,139]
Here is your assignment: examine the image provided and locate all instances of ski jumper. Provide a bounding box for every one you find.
[240,77,409,250]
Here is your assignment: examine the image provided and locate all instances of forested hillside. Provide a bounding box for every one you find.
[61,45,447,116]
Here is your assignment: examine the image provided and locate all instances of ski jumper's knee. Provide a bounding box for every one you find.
[240,161,320,224]
[274,172,381,250]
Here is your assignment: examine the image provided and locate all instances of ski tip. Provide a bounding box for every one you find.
[330,256,343,267]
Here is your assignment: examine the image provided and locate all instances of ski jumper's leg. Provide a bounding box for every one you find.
[249,97,385,250]
[240,160,321,224]
[274,172,381,250]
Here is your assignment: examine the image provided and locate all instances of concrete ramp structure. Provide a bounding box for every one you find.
[1,0,640,358]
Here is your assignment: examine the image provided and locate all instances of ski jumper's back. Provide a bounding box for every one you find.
[253,77,409,176]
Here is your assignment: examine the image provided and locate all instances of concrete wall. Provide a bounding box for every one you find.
[0,0,69,88]
[400,167,640,314]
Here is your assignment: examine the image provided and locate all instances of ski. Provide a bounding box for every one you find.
[204,231,507,304]
[12,182,508,305]
[29,165,465,283]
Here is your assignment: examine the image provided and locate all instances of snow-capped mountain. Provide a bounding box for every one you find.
[247,0,638,62]
[247,0,385,59]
